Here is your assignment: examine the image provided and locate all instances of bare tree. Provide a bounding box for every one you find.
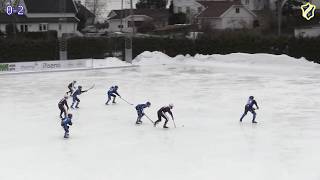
[0,0,5,13]
[84,0,107,22]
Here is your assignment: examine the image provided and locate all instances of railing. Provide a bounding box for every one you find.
[0,59,136,74]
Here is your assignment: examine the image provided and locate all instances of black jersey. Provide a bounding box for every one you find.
[159,106,173,118]
[68,82,75,89]
[58,98,69,109]
[246,99,258,109]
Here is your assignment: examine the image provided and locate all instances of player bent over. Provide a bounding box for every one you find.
[240,96,259,123]
[135,102,151,124]
[105,86,121,105]
[154,104,174,128]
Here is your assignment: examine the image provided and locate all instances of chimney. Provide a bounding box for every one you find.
[59,0,66,13]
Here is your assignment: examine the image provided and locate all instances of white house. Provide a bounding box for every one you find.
[172,0,204,23]
[196,1,257,29]
[294,25,320,38]
[106,9,169,33]
[0,0,79,37]
[173,0,266,17]
[172,0,257,28]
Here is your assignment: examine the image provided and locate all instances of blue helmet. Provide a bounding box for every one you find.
[67,113,73,118]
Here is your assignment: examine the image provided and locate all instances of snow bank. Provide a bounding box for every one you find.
[132,51,174,65]
[133,51,318,69]
[93,57,132,68]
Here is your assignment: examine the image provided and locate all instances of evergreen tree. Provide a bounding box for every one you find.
[136,0,167,9]
[168,0,186,25]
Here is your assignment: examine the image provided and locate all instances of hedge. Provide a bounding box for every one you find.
[0,34,319,63]
[0,38,58,62]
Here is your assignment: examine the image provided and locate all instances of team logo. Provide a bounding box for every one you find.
[301,2,317,20]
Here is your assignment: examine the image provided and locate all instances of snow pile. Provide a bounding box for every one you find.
[132,51,174,65]
[133,51,318,72]
[93,57,132,68]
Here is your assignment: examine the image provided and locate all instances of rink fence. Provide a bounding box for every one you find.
[0,59,135,74]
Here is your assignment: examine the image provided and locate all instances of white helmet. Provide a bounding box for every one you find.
[169,104,174,108]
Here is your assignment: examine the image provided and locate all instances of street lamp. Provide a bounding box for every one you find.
[277,0,288,36]
[125,0,134,63]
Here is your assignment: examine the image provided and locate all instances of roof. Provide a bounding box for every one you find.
[197,1,242,18]
[75,2,95,18]
[108,9,169,20]
[24,0,77,13]
[0,13,79,23]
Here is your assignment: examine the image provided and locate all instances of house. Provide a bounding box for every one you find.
[75,1,95,26]
[106,9,169,33]
[294,25,320,38]
[0,0,79,37]
[196,1,257,29]
[173,0,265,23]
[172,0,204,23]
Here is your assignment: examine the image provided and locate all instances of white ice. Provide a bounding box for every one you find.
[1,52,320,180]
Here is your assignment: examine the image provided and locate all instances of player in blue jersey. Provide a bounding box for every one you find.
[105,86,121,105]
[240,96,259,123]
[71,86,87,109]
[135,102,151,124]
[61,113,73,138]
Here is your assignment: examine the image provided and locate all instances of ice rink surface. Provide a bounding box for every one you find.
[1,52,320,180]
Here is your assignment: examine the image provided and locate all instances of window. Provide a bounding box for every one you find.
[20,24,28,32]
[186,7,191,14]
[236,8,240,13]
[178,7,182,13]
[39,23,48,31]
[253,20,260,28]
[128,21,134,27]
[245,0,249,5]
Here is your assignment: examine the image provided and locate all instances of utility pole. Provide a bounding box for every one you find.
[125,0,134,63]
[120,0,124,32]
[59,0,67,60]
[277,0,287,36]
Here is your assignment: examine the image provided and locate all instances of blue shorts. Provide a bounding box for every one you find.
[73,96,80,102]
[108,92,116,98]
[136,108,144,118]
[62,125,69,133]
[244,105,255,114]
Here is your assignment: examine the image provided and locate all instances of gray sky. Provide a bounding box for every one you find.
[106,0,138,9]
[81,0,138,21]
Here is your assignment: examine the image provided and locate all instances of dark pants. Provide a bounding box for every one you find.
[58,104,67,118]
[240,105,256,122]
[106,93,116,104]
[63,125,69,133]
[72,96,80,108]
[154,110,168,126]
[67,87,73,95]
[62,124,70,137]
[136,108,144,122]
